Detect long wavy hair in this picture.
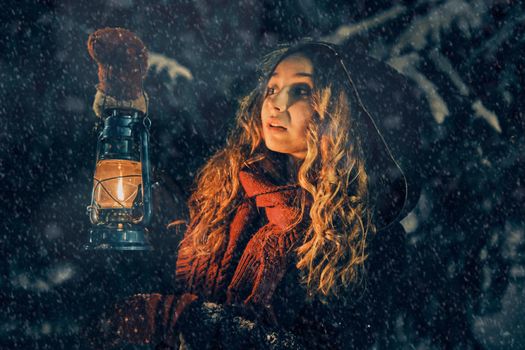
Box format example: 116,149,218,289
177,43,375,298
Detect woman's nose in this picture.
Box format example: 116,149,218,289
270,89,289,112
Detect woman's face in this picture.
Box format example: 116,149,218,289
261,54,315,160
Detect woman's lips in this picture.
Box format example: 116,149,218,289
268,122,287,131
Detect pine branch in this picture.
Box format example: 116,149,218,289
389,53,450,123
148,52,193,90
321,5,406,44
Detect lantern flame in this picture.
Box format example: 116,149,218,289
117,178,125,202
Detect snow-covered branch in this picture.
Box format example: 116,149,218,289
148,52,193,89
428,49,470,96
389,53,450,123
322,5,406,44
391,0,488,56
465,12,525,68
472,99,502,133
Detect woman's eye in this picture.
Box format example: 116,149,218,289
266,87,276,96
292,85,312,97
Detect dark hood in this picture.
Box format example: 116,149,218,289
271,41,424,230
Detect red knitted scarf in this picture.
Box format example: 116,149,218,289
175,168,307,307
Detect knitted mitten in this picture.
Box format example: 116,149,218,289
87,27,148,116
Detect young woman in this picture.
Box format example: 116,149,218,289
104,41,409,350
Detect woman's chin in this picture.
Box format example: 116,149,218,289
263,142,306,160
263,140,287,154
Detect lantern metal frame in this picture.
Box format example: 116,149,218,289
84,108,153,250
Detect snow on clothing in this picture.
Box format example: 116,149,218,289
109,166,406,349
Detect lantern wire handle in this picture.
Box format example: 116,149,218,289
143,115,151,131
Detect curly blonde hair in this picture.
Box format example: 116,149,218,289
177,44,374,298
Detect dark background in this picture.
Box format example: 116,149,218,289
1,0,524,349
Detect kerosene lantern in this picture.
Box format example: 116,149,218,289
84,27,153,250
84,108,153,250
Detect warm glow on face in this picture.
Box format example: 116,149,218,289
93,159,142,209
261,54,315,160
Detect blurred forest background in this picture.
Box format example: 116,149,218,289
1,0,524,349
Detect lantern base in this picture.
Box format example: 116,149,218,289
84,226,153,251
